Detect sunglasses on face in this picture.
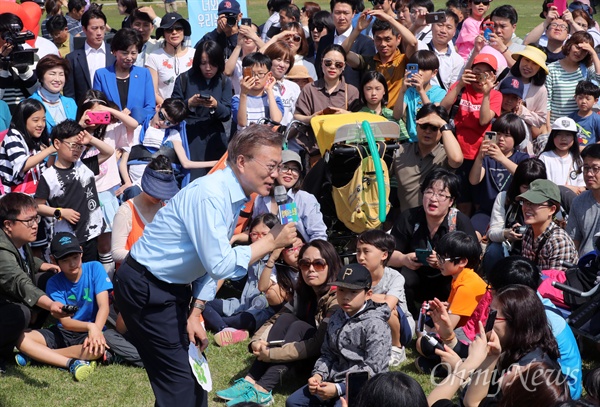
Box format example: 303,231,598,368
323,59,345,69
158,110,178,127
370,0,386,5
288,34,302,43
298,258,327,272
164,25,184,33
472,0,490,5
309,24,326,32
418,123,441,132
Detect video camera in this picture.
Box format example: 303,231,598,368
1,23,37,66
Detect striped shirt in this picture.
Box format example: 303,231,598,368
546,61,600,123
0,129,44,194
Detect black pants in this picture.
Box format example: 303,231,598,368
114,257,207,407
247,313,316,391
202,299,256,333
400,266,452,317
0,302,31,358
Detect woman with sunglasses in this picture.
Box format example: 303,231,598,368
307,11,334,64
146,13,195,105
262,22,318,81
253,149,327,243
216,240,342,406
300,2,321,36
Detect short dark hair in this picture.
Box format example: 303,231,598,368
130,8,153,24
490,4,518,25
486,255,541,291
436,230,481,269
249,213,279,231
81,6,107,28
226,125,284,167
269,0,291,12
354,372,429,407
506,158,547,205
408,50,439,71
162,98,188,124
359,70,389,106
441,8,460,26
575,80,600,98
242,52,273,71
46,0,62,16
408,0,434,13
36,54,71,84
281,4,301,21
264,41,294,75
76,89,110,140
10,99,47,151
372,19,399,36
582,144,600,160
46,15,68,34
67,0,86,12
357,229,396,266
321,43,347,62
510,55,547,87
491,113,526,147
147,155,173,172
51,119,84,142
330,0,357,13
282,22,309,56
420,168,461,201
192,40,225,77
563,31,594,66
118,0,138,14
111,28,143,52
0,13,23,33
310,10,334,33
0,193,37,225
416,103,449,123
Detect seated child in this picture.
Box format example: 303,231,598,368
15,232,112,381
285,263,391,407
356,229,414,367
35,120,113,262
121,98,218,192
203,214,282,347
568,80,600,147
232,52,284,130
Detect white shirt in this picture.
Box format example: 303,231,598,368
34,37,59,60
539,150,585,187
85,41,107,85
145,46,195,100
135,39,163,67
273,78,301,126
417,40,464,90
333,26,353,45
294,55,317,81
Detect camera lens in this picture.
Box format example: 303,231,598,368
226,16,237,26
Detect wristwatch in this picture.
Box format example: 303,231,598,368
192,301,205,312
53,208,62,220
440,123,454,133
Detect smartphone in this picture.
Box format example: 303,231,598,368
485,309,497,332
483,22,494,41
415,248,432,264
87,111,111,125
346,371,369,405
241,17,252,26
267,340,285,347
407,63,419,79
554,0,567,15
322,107,337,115
417,301,429,333
199,93,211,100
243,66,252,79
425,11,446,25
423,333,445,352
485,131,497,144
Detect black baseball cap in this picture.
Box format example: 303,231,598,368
329,263,372,290
51,232,83,260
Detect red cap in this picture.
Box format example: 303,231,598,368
472,53,498,72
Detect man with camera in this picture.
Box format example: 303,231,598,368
199,0,243,59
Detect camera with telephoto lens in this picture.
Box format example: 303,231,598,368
1,23,36,66
225,14,237,27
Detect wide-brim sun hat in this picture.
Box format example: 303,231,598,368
286,65,313,82
156,13,192,39
512,46,549,74
141,166,180,201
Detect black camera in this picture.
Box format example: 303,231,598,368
62,304,79,314
513,225,527,234
225,14,237,27
1,24,36,66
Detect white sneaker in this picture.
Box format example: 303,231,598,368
389,346,407,367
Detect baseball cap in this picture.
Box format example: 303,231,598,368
156,13,192,38
499,77,525,99
569,0,594,16
329,263,372,290
517,179,561,204
281,149,303,171
551,117,578,133
50,232,83,260
472,53,498,72
218,0,241,15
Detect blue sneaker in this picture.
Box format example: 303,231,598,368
14,353,30,367
69,359,93,381
216,378,254,400
226,386,273,407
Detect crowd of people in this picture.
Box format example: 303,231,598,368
3,0,600,405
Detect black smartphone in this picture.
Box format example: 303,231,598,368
485,309,497,332
241,18,252,26
423,333,445,352
346,370,369,404
199,93,211,100
267,340,285,347
415,248,432,264
425,11,446,24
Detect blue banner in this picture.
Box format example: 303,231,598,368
187,0,248,46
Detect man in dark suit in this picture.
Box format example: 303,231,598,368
64,7,115,104
315,0,375,88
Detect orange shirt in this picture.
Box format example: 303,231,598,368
448,267,488,327
362,49,408,109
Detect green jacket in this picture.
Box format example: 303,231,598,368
0,229,45,308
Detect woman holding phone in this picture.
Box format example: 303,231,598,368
172,40,232,180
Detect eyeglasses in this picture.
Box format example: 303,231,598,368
472,0,491,5
423,188,452,202
298,258,327,272
61,141,85,151
489,309,507,322
548,23,568,31
250,71,269,79
519,200,551,209
583,165,600,175
418,123,441,132
164,25,184,33
436,254,461,265
284,245,302,253
309,24,326,32
158,110,178,127
323,59,345,69
281,164,300,175
12,215,41,228
250,232,269,239
250,157,283,174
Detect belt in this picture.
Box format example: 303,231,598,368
125,255,186,288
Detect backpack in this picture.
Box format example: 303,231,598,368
331,142,390,233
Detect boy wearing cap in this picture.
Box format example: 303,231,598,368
499,76,525,115
569,80,600,145
286,264,391,407
14,232,113,381
200,0,243,59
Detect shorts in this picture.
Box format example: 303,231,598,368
99,187,120,232
38,325,88,349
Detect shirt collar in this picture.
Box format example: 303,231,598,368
428,41,452,56
334,26,353,40
314,76,347,92
225,166,251,204
85,41,106,55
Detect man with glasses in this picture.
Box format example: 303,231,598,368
407,0,434,43
114,124,296,406
482,5,525,68
0,193,69,373
523,8,568,64
518,179,578,271
567,144,600,256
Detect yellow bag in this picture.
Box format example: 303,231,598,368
332,143,390,233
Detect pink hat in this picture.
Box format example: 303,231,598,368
472,53,498,72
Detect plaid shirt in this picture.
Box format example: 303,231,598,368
522,222,578,271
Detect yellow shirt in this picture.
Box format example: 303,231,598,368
56,34,71,57
371,49,408,109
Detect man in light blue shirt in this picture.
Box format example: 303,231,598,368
114,124,297,407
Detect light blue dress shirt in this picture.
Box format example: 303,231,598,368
130,166,252,299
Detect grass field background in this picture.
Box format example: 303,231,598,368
0,1,598,406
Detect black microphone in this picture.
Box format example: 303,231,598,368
274,185,298,224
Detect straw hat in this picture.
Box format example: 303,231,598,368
286,65,313,82
511,46,549,74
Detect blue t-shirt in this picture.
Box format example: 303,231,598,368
404,85,447,142
475,151,529,214
568,110,600,146
47,261,113,326
231,93,284,130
